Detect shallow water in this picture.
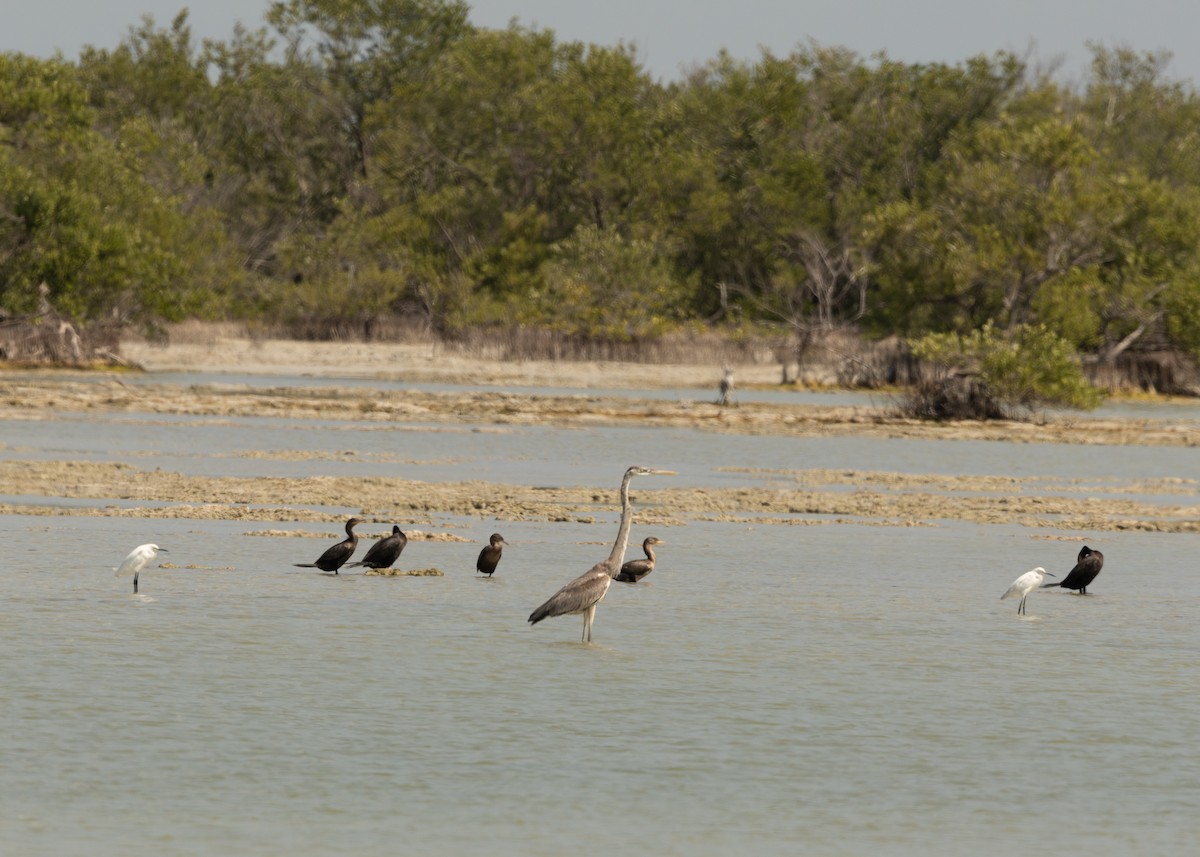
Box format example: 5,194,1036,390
2,376,1199,856
5,408,1200,490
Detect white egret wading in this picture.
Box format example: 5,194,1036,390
1001,566,1056,615
115,543,167,594
528,466,674,642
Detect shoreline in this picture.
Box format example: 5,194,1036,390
118,335,784,391
1,334,1197,533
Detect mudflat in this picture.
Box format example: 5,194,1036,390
0,334,1196,533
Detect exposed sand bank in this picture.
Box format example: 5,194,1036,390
1,334,1197,533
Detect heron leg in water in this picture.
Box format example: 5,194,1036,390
1017,596,1026,615
583,604,596,643
134,573,139,594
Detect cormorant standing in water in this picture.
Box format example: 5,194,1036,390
347,525,407,570
615,536,664,583
476,533,507,577
1043,545,1104,594
294,517,362,574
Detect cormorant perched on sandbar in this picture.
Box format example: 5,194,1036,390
294,517,362,574
615,536,664,583
1042,545,1104,594
347,525,407,570
476,533,507,577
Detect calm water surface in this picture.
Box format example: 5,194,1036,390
2,373,1198,856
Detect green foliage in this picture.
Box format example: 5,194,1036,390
0,53,218,325
1161,268,1200,360
911,322,1103,415
529,224,689,339
4,5,1200,378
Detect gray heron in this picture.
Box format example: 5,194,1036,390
1042,545,1104,594
615,536,664,583
716,366,734,406
1002,566,1056,615
347,524,407,570
528,466,675,642
115,543,167,594
294,517,362,574
476,533,507,577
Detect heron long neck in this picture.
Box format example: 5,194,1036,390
605,471,637,575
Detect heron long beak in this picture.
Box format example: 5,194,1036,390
1043,571,1055,577
650,469,677,475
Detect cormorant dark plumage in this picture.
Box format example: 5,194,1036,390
476,533,507,577
615,536,663,583
347,525,407,570
1042,545,1104,594
528,466,674,642
294,517,362,574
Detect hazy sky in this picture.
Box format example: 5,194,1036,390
5,1,1199,85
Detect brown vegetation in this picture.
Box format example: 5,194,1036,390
0,284,124,367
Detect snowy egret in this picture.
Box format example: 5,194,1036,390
1042,545,1104,594
1002,566,1056,615
615,536,664,583
294,517,362,574
115,543,167,594
529,466,674,642
476,533,507,577
347,525,407,570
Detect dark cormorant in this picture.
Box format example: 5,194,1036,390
1042,545,1104,594
294,517,362,574
615,536,664,583
529,466,674,642
476,533,507,577
347,524,407,570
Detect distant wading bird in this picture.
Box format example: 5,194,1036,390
716,366,734,406
615,536,664,583
476,533,507,577
1002,566,1056,615
116,543,167,594
1042,545,1104,594
347,524,407,570
528,466,675,642
294,517,362,574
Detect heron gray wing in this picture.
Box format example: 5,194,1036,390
528,568,612,624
